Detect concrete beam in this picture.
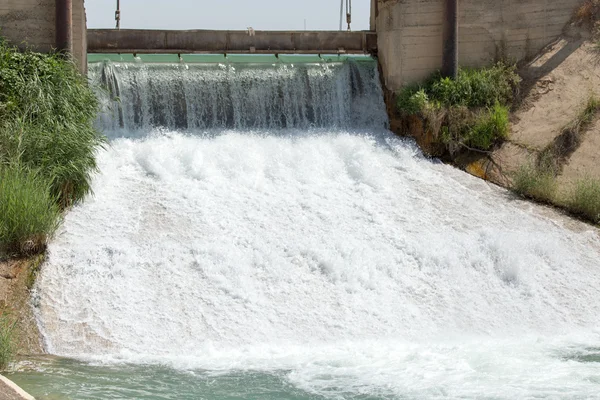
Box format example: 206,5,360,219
87,29,377,55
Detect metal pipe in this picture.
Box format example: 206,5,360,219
116,0,121,30
442,0,458,79
55,0,73,54
339,0,344,31
346,0,352,31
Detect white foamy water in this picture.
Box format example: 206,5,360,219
32,61,600,399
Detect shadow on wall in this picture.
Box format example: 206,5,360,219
517,25,589,108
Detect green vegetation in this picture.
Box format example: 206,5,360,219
26,254,46,290
397,63,520,153
427,65,519,108
0,39,105,207
439,102,510,151
0,38,104,256
567,179,600,223
468,103,510,149
513,167,600,225
0,166,60,255
512,161,558,204
561,95,600,142
580,95,600,122
0,313,16,371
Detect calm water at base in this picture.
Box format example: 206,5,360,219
9,357,362,400
8,339,600,400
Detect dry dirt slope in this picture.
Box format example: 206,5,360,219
0,258,44,357
484,28,600,192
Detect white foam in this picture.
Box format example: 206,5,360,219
35,130,600,358
31,56,600,397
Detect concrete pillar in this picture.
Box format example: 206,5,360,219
442,0,458,79
55,0,73,54
370,0,378,31
73,0,88,74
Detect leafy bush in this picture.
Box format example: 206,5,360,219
396,87,430,115
0,313,16,371
426,103,510,152
567,179,600,223
397,62,521,114
0,39,105,207
0,166,60,256
465,103,510,150
429,64,520,108
512,162,557,203
396,63,519,154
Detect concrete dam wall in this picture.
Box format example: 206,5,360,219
376,0,582,91
0,0,586,91
0,0,87,72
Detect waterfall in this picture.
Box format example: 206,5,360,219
89,60,389,134
31,58,600,399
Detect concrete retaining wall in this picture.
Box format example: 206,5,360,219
0,0,87,72
0,0,584,83
0,375,35,400
377,0,582,91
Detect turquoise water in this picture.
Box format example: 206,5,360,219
10,358,324,400
9,342,600,400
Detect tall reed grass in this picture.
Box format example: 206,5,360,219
0,38,105,208
0,313,16,371
0,166,60,255
0,38,104,256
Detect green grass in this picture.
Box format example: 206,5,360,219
582,95,600,119
396,87,430,115
396,63,520,153
0,38,105,208
0,313,16,371
0,166,60,256
0,37,104,256
465,103,510,150
512,162,557,203
427,63,520,108
567,179,600,223
26,254,46,290
434,103,510,152
570,94,600,133
561,95,600,138
397,62,520,114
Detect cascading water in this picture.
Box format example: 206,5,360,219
91,60,388,132
22,58,600,399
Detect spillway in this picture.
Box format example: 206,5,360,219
25,58,600,399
